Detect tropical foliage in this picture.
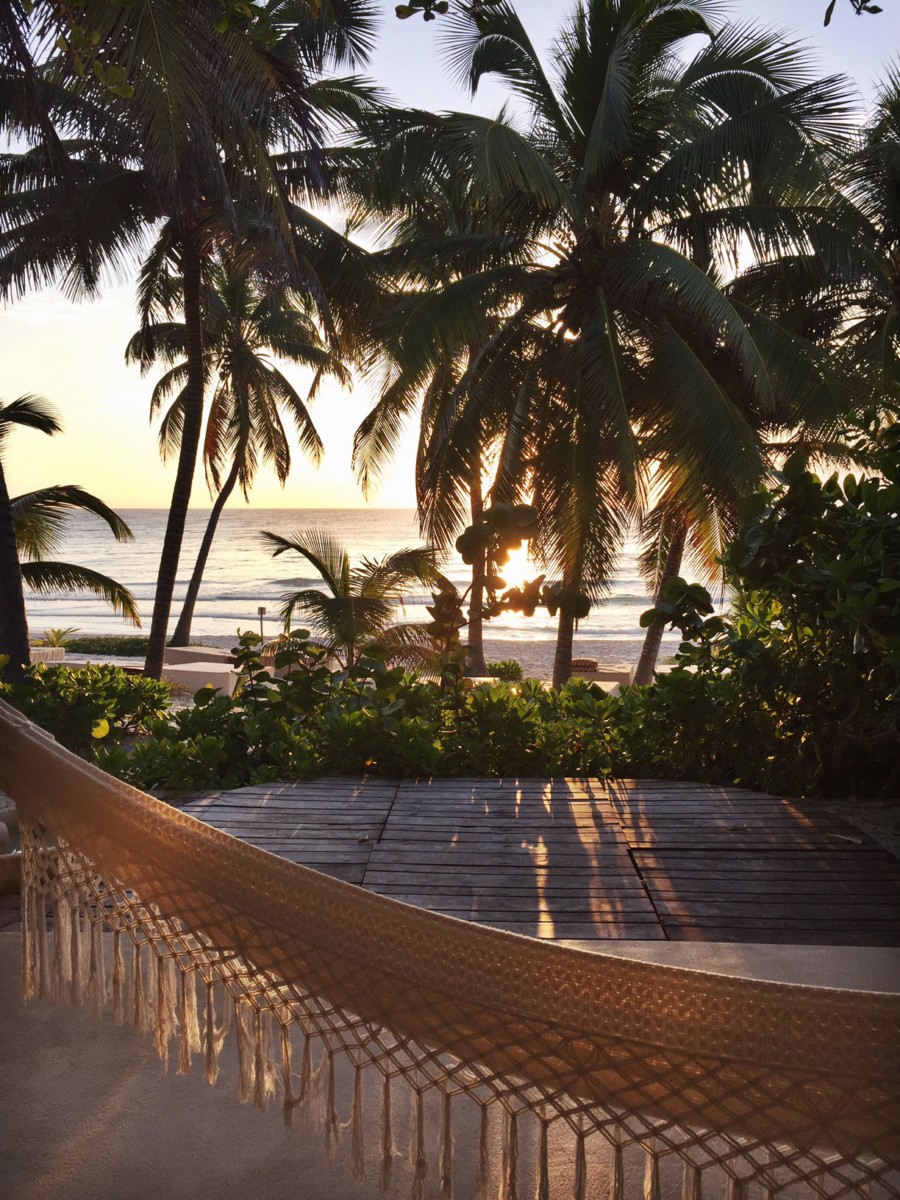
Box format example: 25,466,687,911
0,0,382,677
11,426,899,799
127,257,346,645
261,527,441,669
2,1,899,806
355,0,860,687
0,395,138,682
0,661,169,754
633,435,900,795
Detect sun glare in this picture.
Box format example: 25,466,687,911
499,543,536,592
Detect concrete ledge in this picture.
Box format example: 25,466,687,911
161,661,239,697
163,647,235,667
573,663,633,685
29,647,66,664
566,940,900,993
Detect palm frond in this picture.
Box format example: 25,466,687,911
13,483,133,560
262,527,348,596
21,560,140,624
0,393,61,452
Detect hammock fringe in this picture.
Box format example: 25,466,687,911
15,830,899,1200
380,1069,394,1191
5,691,897,1200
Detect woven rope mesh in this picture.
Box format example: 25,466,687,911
2,699,898,1198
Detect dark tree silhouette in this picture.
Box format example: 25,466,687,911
824,0,883,25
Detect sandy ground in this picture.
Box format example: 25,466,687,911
186,633,678,679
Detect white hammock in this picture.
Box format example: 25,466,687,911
1,699,897,1198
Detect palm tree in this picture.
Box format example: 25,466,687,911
0,0,380,679
355,199,535,676
126,257,349,646
0,395,138,683
366,0,858,685
630,386,858,686
344,116,543,675
0,396,54,681
737,68,900,417
260,527,440,670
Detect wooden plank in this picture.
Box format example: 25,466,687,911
633,849,896,865
271,862,366,883
379,811,620,822
373,833,626,847
378,827,620,840
652,898,900,920
184,774,899,948
366,882,651,898
658,911,900,929
369,895,657,915
386,808,615,821
184,798,394,812
364,852,633,868
644,879,900,897
187,811,387,825
471,920,664,938
187,819,384,835
610,786,775,798
361,870,643,887
616,812,857,827
666,927,900,945
624,836,879,851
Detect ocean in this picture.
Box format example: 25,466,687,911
22,507,673,654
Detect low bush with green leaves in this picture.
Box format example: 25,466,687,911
627,442,900,796
1,662,170,753
93,630,620,791
64,635,151,656
485,658,524,681
14,442,900,799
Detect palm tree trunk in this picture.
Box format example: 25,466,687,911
169,458,240,646
632,522,688,686
552,608,575,690
465,468,488,677
0,460,31,683
144,235,205,679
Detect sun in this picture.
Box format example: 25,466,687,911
498,542,536,592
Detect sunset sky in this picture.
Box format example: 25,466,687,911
4,0,898,510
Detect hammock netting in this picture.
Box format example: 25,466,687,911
1,699,898,1198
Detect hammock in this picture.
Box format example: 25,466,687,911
1,698,898,1198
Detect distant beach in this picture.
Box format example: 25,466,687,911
176,633,671,678
25,507,684,669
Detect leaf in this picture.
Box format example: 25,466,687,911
91,718,110,740
824,0,837,26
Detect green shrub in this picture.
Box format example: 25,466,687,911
627,441,900,796
93,631,619,790
68,438,900,801
1,663,170,753
65,635,151,656
486,658,524,682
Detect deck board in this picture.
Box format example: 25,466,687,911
179,777,900,945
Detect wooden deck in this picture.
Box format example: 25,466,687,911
180,778,900,946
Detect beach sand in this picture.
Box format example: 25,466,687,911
187,632,679,680
70,630,681,680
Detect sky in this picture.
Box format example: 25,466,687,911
3,0,899,510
